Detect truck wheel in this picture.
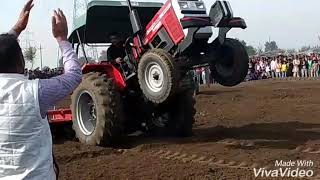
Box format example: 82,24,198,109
210,38,249,86
147,87,196,137
71,72,124,146
138,49,177,104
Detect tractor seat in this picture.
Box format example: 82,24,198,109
219,17,247,29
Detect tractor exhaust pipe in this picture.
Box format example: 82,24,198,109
126,0,143,46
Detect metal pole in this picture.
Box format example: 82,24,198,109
126,0,133,11
76,30,88,63
39,44,43,69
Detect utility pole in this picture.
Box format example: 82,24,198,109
21,28,36,69
38,44,44,69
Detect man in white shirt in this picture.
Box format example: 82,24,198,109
270,58,277,78
0,1,82,179
292,56,300,77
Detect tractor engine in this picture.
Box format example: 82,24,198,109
143,0,212,53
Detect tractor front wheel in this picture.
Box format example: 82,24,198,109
138,49,177,104
71,72,124,146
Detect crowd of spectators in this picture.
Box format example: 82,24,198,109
25,53,320,84
248,53,320,80
192,53,320,86
25,67,64,80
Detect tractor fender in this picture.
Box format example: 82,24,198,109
82,63,126,91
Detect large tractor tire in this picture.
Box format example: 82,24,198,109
71,72,124,146
146,75,196,136
210,38,249,86
138,49,177,104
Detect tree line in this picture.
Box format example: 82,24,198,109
239,39,320,56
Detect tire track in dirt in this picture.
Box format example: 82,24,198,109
217,139,255,147
293,146,320,154
152,149,262,170
56,148,124,164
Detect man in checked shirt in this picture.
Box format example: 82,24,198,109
0,0,82,179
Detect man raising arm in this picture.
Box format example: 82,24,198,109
10,1,82,118
0,0,82,179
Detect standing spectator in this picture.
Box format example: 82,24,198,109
195,67,202,85
301,57,308,77
276,60,282,78
265,61,271,78
287,58,293,77
315,58,320,77
292,56,300,77
259,59,265,77
307,57,313,77
204,66,211,85
281,60,288,78
251,58,257,73
270,57,277,78
201,67,206,85
255,59,261,73
312,60,319,77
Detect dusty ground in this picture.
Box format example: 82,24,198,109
53,79,320,180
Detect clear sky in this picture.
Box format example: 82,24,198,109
0,0,319,68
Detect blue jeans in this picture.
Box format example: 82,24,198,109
281,72,287,78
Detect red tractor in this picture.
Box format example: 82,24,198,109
50,0,248,146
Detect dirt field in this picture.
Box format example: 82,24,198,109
53,79,320,180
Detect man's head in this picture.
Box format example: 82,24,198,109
0,34,24,74
109,33,122,47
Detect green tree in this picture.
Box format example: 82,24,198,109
238,39,256,56
24,46,37,69
264,41,278,52
257,47,264,55
299,46,311,52
313,46,320,53
286,49,296,54
240,40,247,47
246,45,257,56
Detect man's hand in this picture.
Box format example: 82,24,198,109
12,0,34,36
52,9,68,43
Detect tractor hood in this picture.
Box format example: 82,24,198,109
69,0,163,44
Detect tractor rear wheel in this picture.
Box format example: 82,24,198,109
146,75,196,137
210,38,249,86
71,72,124,146
138,49,177,104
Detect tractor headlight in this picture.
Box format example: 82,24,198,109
195,2,205,9
179,2,189,9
